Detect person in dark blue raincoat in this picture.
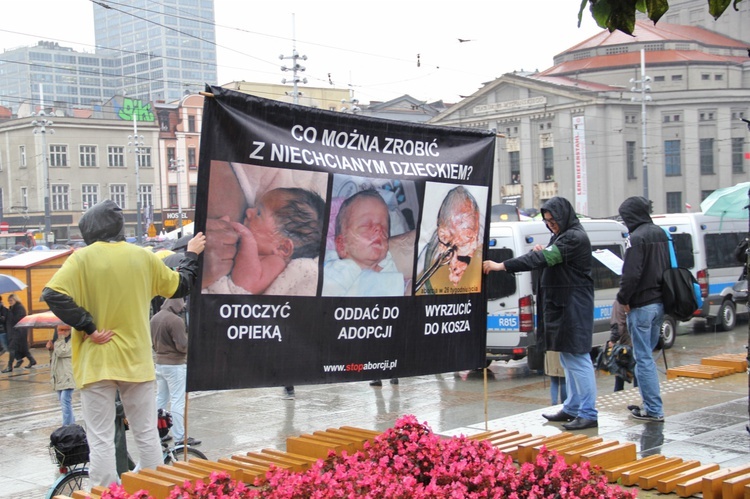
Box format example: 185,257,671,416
483,196,597,430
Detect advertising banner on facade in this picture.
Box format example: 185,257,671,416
186,86,496,392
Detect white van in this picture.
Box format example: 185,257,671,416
484,219,630,367
651,213,748,331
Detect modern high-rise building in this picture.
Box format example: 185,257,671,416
0,0,217,113
93,0,217,103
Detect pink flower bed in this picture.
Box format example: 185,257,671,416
102,415,636,499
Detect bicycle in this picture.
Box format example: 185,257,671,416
46,439,207,498
46,414,207,499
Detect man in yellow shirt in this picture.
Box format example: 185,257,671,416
42,200,205,487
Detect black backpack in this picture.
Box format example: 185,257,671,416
50,424,89,466
661,229,700,322
662,267,699,321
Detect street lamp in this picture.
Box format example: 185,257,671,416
127,114,144,244
31,117,54,245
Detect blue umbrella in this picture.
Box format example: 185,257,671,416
700,182,750,220
0,274,27,294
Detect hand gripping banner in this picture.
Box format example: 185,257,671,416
187,85,496,392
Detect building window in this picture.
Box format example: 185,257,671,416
542,147,554,180
188,115,196,132
188,148,197,169
110,184,126,208
138,147,152,168
108,146,125,168
663,115,671,123
701,190,713,201
701,74,710,80
672,74,683,81
699,138,714,175
190,185,197,208
20,187,27,208
167,146,176,167
654,75,665,82
666,192,682,213
51,184,69,211
715,74,723,81
19,145,26,168
49,145,68,167
81,184,99,210
509,151,520,183
139,184,153,208
732,137,745,173
168,185,178,208
626,141,637,179
664,140,681,176
80,145,97,167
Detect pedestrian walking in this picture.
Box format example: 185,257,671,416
2,293,36,373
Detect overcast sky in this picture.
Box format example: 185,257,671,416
0,0,605,104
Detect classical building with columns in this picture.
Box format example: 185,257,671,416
429,20,750,217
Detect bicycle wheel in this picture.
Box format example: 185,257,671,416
46,467,90,499
164,445,207,464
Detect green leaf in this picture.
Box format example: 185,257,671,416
578,0,591,27
708,0,732,18
645,0,670,22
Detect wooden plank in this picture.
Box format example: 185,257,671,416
156,464,210,482
171,459,244,482
485,432,533,448
312,431,366,451
138,468,186,487
521,433,583,463
324,428,379,445
722,472,750,499
561,440,619,465
339,426,381,437
287,435,347,459
71,492,99,499
621,457,683,486
667,365,735,379
604,454,666,483
469,429,519,441
701,354,747,373
217,457,268,483
638,460,701,490
496,435,548,461
244,451,301,470
702,465,750,499
526,434,591,463
657,463,720,494
121,471,175,499
580,442,637,470
261,449,318,468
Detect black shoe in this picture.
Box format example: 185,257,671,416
562,417,598,430
1,367,11,373
24,360,36,369
369,380,383,386
161,434,173,443
542,410,575,422
185,437,201,446
630,407,664,422
390,378,399,385
14,360,22,368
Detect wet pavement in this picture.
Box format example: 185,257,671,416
1,318,749,498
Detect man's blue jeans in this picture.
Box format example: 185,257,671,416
627,303,664,417
560,352,598,420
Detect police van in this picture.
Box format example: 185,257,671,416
484,219,630,367
651,213,748,331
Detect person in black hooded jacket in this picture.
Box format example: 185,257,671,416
616,196,670,423
483,196,597,430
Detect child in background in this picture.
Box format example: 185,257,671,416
47,325,75,426
545,351,567,405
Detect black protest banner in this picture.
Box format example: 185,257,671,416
187,85,495,392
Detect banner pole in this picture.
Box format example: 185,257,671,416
183,393,189,460
484,367,488,431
